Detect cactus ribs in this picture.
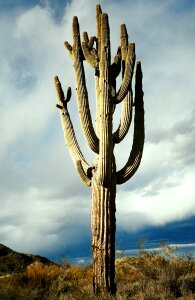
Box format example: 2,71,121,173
55,4,144,295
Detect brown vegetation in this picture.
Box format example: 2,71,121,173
0,245,194,299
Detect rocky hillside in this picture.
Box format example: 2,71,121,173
0,243,54,275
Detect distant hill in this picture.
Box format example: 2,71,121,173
0,243,55,275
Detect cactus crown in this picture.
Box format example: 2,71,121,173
55,4,144,187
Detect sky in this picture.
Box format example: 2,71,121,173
0,0,195,261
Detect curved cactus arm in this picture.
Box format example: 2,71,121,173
120,24,128,62
82,32,99,68
65,17,99,154
117,151,143,185
116,61,144,184
113,26,133,144
95,76,100,137
54,76,92,182
64,41,74,60
110,47,122,105
113,89,133,144
76,160,92,186
111,47,122,80
88,36,96,49
114,43,135,104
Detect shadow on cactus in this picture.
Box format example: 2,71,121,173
54,4,145,296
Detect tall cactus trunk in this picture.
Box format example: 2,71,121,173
91,171,116,294
90,12,116,294
55,4,145,297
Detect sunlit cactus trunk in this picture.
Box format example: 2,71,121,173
91,171,116,294
54,4,144,295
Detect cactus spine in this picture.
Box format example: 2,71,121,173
55,4,144,295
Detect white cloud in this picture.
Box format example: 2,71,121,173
0,0,195,256
0,186,90,253
117,167,195,231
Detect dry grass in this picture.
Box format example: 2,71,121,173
115,245,195,300
0,245,194,299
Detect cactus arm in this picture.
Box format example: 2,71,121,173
114,43,135,104
64,41,73,60
113,89,133,143
54,76,92,186
116,61,144,184
95,75,100,137
110,47,122,107
76,160,92,186
113,26,133,144
111,47,122,80
65,17,99,154
120,24,128,63
82,32,99,68
88,36,96,49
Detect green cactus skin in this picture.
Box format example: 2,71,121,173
55,4,145,295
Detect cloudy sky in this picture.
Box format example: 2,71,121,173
0,0,195,260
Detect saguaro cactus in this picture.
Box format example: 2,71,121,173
54,4,144,295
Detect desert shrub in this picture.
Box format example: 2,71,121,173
114,244,195,300
0,261,61,300
0,274,46,300
26,261,60,287
49,262,94,299
0,244,194,299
